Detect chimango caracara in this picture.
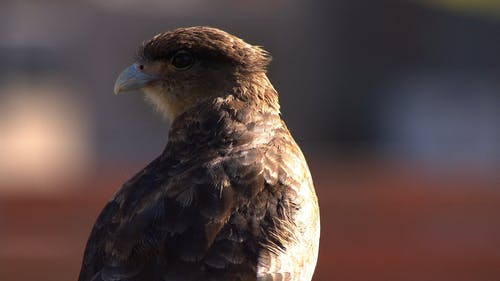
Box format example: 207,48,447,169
78,26,320,281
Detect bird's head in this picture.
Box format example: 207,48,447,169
114,26,278,122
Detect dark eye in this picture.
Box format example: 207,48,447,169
172,51,194,69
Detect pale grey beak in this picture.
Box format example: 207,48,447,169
113,64,157,95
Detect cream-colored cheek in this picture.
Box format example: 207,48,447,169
142,86,176,122
142,85,193,122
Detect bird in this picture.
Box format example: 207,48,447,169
78,26,320,281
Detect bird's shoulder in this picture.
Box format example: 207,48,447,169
79,97,317,281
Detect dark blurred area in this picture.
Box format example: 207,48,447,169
1,0,499,280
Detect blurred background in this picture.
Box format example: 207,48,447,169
1,0,499,280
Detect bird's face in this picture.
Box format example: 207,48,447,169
114,26,272,121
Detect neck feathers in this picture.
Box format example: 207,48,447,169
233,72,280,114
145,72,280,123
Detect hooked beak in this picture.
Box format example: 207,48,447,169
113,64,157,95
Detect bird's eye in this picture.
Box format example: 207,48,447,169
138,64,144,70
172,51,194,70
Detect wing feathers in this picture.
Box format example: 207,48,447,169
78,96,318,281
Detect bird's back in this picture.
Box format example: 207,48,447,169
79,87,318,281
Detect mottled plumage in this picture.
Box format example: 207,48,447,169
79,26,319,281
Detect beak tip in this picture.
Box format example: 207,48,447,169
113,83,122,95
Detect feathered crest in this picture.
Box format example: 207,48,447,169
137,26,272,73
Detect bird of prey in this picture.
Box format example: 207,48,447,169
78,26,320,281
